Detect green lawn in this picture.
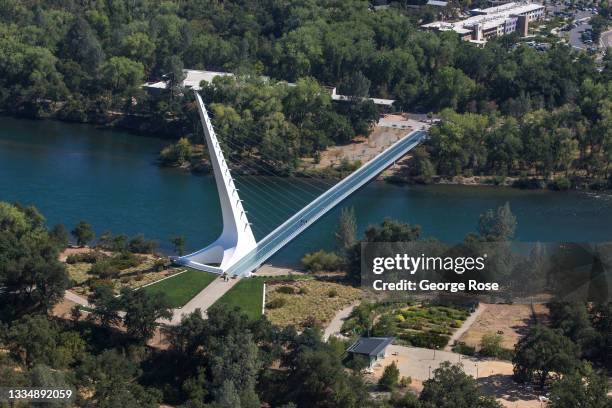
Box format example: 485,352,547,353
214,278,264,320
143,269,217,308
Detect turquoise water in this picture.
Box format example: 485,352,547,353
1,117,611,265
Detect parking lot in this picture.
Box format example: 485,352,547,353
548,3,599,51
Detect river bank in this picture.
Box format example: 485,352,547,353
2,116,612,267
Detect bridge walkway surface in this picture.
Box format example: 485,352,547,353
164,128,426,324
226,129,427,277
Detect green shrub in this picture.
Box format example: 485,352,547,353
152,258,168,272
548,177,572,191
66,251,105,264
451,319,463,328
266,298,286,309
399,376,412,388
89,251,141,278
276,285,295,294
378,361,400,391
298,287,308,295
327,289,338,298
512,177,545,189
159,137,193,166
401,332,449,349
479,333,504,358
90,259,118,278
301,250,343,272
128,234,158,254
452,343,476,356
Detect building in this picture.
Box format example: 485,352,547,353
143,69,395,108
143,69,235,93
347,337,394,367
421,1,545,44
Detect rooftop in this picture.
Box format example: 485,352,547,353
347,337,394,356
144,69,395,106
143,69,235,91
422,1,544,35
426,0,448,6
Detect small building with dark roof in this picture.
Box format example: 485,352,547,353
346,337,394,367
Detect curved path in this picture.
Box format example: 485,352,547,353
444,303,487,351
323,301,359,341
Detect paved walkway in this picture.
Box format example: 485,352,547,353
161,275,242,325
64,290,90,307
444,303,487,351
63,275,240,326
323,301,359,341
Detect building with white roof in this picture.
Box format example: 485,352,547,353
143,69,396,108
421,2,545,43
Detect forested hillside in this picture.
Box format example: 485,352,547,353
0,0,610,184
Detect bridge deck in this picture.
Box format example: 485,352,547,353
226,129,427,276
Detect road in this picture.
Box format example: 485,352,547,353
226,129,427,276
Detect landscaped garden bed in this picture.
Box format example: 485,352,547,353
341,301,471,348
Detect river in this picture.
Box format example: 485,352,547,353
1,117,611,266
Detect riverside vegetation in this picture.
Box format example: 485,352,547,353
0,0,609,186
1,201,611,407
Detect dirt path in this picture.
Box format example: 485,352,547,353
254,264,306,277
444,303,487,351
323,301,359,341
64,289,91,307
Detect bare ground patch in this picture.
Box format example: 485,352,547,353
457,303,549,350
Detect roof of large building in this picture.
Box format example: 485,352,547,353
426,0,448,7
347,337,394,356
422,1,544,35
143,69,235,91
144,69,395,106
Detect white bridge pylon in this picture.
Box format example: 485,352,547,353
177,92,257,274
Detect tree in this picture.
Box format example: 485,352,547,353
6,315,59,368
100,56,144,94
379,361,400,391
513,326,580,389
550,364,610,408
419,362,502,408
71,221,95,247
120,32,155,68
478,203,516,241
29,365,72,408
338,70,371,98
430,66,476,111
78,349,161,408
88,283,121,328
480,333,504,358
0,202,69,318
120,288,172,342
171,235,186,256
61,16,104,74
401,146,435,184
335,207,356,254
49,224,69,249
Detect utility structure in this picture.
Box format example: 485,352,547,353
178,93,257,273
